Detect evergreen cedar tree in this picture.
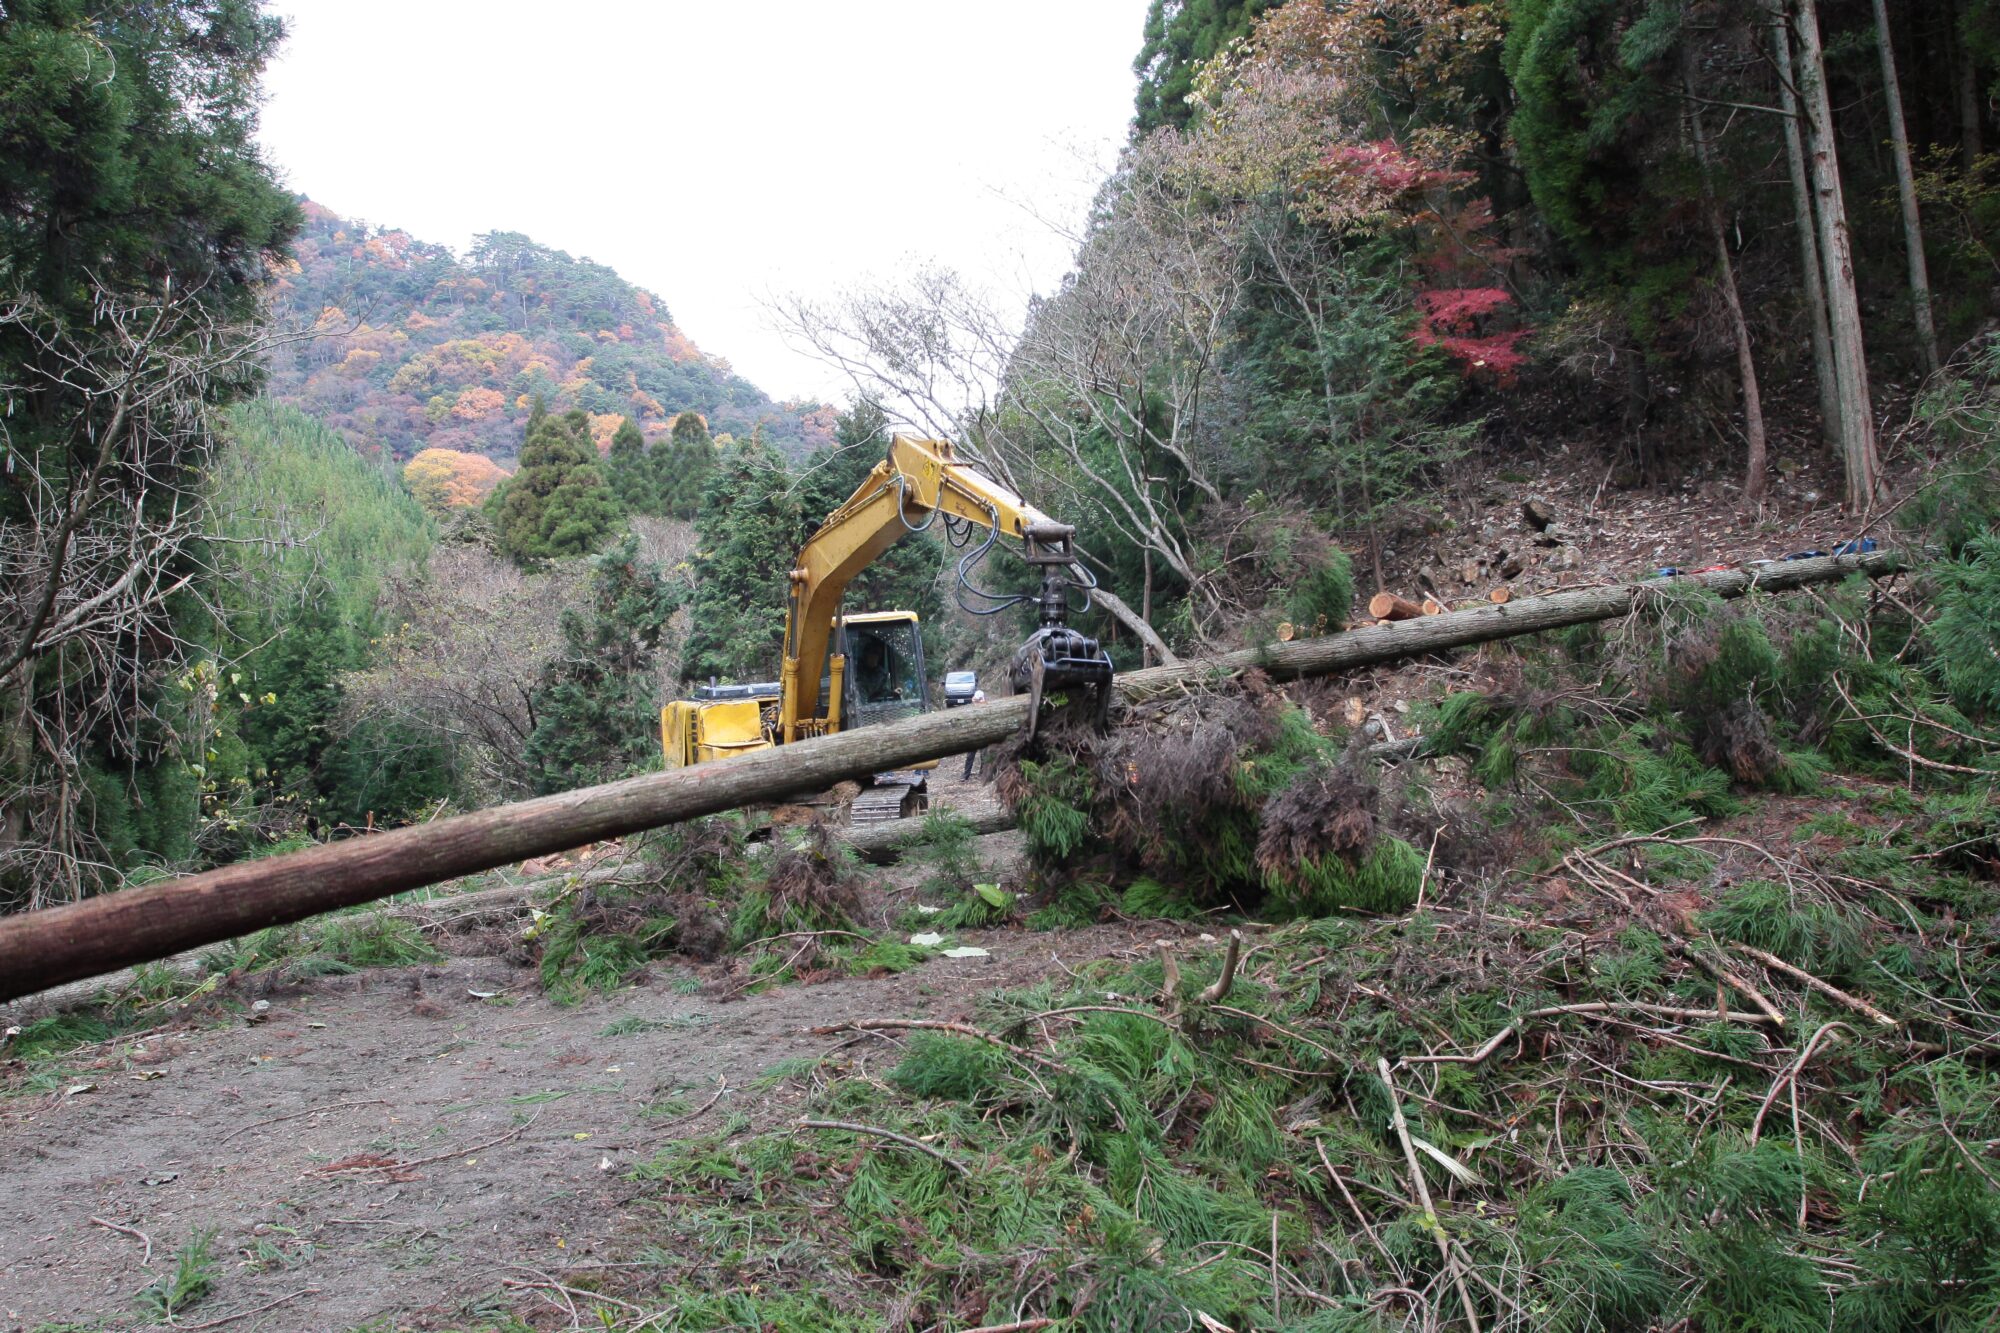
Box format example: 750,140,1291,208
1133,0,1281,131
679,398,953,685
486,405,622,562
0,0,301,898
522,534,682,793
658,411,719,520
599,411,717,520
605,416,652,513
680,430,805,683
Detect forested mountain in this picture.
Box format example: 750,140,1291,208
264,202,836,465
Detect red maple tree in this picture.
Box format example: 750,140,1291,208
1324,140,1528,385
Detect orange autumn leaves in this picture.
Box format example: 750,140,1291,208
403,448,511,515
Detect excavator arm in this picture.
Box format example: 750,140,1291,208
777,435,1111,743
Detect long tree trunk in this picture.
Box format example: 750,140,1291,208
1956,0,1985,163
1795,0,1883,507
0,551,1905,1003
1874,0,1942,375
1140,547,1154,668
1769,0,1842,450
1686,56,1771,503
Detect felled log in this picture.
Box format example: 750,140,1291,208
0,550,1901,1002
843,801,1016,865
1490,586,1512,605
1368,592,1426,622
843,733,1438,868
1421,598,1447,615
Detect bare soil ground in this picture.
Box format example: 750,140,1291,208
0,805,1165,1333
1384,440,1890,603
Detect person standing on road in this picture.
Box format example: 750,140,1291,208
962,688,987,779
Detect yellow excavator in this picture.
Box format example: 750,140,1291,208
660,434,1114,821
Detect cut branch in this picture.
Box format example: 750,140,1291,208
797,1118,971,1178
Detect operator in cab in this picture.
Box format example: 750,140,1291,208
855,636,897,703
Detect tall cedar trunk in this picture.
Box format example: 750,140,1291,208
1686,55,1770,502
1795,0,1883,507
1140,547,1153,668
1769,0,1842,449
1874,0,1941,375
1956,0,1985,163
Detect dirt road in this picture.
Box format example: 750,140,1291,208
0,911,1148,1332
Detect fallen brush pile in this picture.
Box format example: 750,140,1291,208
538,558,2000,1331
993,682,1447,925
578,795,2000,1333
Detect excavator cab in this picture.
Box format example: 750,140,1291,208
824,611,930,731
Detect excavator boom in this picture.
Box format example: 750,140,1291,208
663,434,1112,782
777,435,1111,744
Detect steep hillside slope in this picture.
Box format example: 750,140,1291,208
264,201,835,463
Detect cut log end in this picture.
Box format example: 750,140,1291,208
1489,586,1512,605
1367,592,1426,622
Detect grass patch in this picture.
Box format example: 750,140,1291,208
135,1228,218,1320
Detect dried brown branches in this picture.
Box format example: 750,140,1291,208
0,285,306,906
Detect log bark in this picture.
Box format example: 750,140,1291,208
1769,0,1842,449
1686,52,1770,502
1956,0,1985,164
1795,0,1883,506
1091,584,1177,666
0,551,1901,1002
844,800,1016,864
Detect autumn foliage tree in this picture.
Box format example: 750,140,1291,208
262,209,836,464
402,448,511,515
1318,139,1528,384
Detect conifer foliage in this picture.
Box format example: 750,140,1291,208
523,534,683,793
680,432,802,683
486,404,622,563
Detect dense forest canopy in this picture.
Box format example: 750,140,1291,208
264,202,837,465
0,0,302,907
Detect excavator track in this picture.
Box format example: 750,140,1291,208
850,776,926,826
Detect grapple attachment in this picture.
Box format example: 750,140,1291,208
1010,625,1114,742
1007,520,1115,742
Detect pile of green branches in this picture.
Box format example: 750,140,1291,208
594,781,2000,1330
998,688,1434,921
531,814,943,1002
1419,567,1995,845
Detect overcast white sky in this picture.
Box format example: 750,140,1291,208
258,1,1149,404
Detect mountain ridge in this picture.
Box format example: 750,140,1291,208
264,199,835,463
